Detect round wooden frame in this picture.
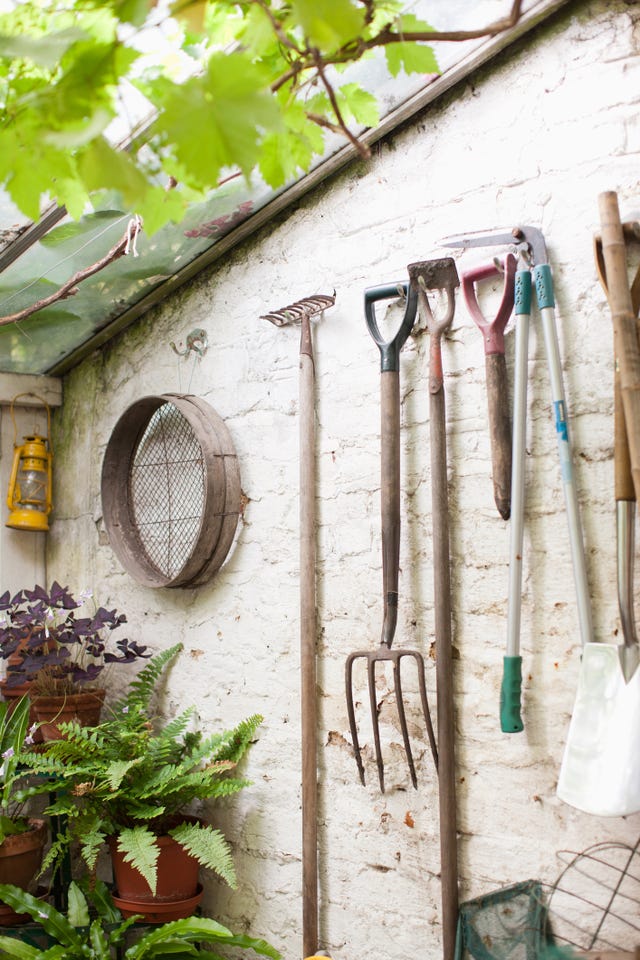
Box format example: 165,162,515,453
101,394,240,589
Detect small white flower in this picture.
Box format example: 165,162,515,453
2,747,14,760
25,725,37,746
122,706,129,714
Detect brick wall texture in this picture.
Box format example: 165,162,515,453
49,2,640,957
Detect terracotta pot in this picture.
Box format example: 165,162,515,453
31,688,106,741
109,821,201,921
0,819,47,926
112,884,203,924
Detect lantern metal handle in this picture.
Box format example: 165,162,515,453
9,393,53,454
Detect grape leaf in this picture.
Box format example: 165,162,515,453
385,15,439,78
288,0,366,50
336,83,379,127
148,52,281,188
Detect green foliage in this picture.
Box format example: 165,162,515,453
24,644,263,894
0,0,444,233
384,14,439,77
0,695,35,841
0,881,280,959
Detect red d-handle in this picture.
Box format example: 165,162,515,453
462,253,517,354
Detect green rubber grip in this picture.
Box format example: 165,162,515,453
500,656,523,732
515,269,531,315
533,264,554,309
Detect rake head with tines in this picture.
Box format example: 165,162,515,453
345,281,438,792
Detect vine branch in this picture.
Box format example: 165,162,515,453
271,0,523,92
0,218,142,328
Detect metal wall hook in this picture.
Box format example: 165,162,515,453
170,328,208,358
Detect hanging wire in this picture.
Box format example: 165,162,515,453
170,328,208,394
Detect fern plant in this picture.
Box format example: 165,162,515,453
24,643,262,895
0,880,280,959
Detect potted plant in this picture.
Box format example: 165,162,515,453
0,879,281,958
0,582,149,740
0,695,47,926
26,644,263,922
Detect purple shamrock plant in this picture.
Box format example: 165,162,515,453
0,582,149,696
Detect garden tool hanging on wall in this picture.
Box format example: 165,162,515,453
442,226,593,734
460,254,516,520
407,257,460,960
345,280,438,793
261,292,336,960
556,196,640,818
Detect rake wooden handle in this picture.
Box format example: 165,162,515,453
300,316,318,959
599,191,640,503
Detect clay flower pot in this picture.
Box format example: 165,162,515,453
109,824,202,923
31,688,106,741
0,819,47,926
111,884,204,924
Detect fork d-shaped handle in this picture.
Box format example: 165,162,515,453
365,282,418,372
365,283,418,648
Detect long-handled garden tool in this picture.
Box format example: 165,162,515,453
442,227,594,736
262,293,336,959
597,192,640,503
555,206,640,818
345,281,438,793
461,253,516,520
407,257,460,960
594,209,640,684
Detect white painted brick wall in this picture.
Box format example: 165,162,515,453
47,2,640,958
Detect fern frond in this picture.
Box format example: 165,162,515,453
104,758,144,791
78,825,106,872
40,833,71,877
116,643,182,714
149,707,194,746
115,826,161,895
169,822,236,888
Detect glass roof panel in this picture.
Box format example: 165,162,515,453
0,0,568,375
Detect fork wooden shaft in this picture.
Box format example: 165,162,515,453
381,370,401,648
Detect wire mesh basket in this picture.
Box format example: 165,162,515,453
456,839,640,960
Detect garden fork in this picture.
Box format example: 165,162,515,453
345,280,438,792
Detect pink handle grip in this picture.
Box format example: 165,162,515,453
462,253,517,354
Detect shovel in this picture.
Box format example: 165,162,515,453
556,199,640,817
